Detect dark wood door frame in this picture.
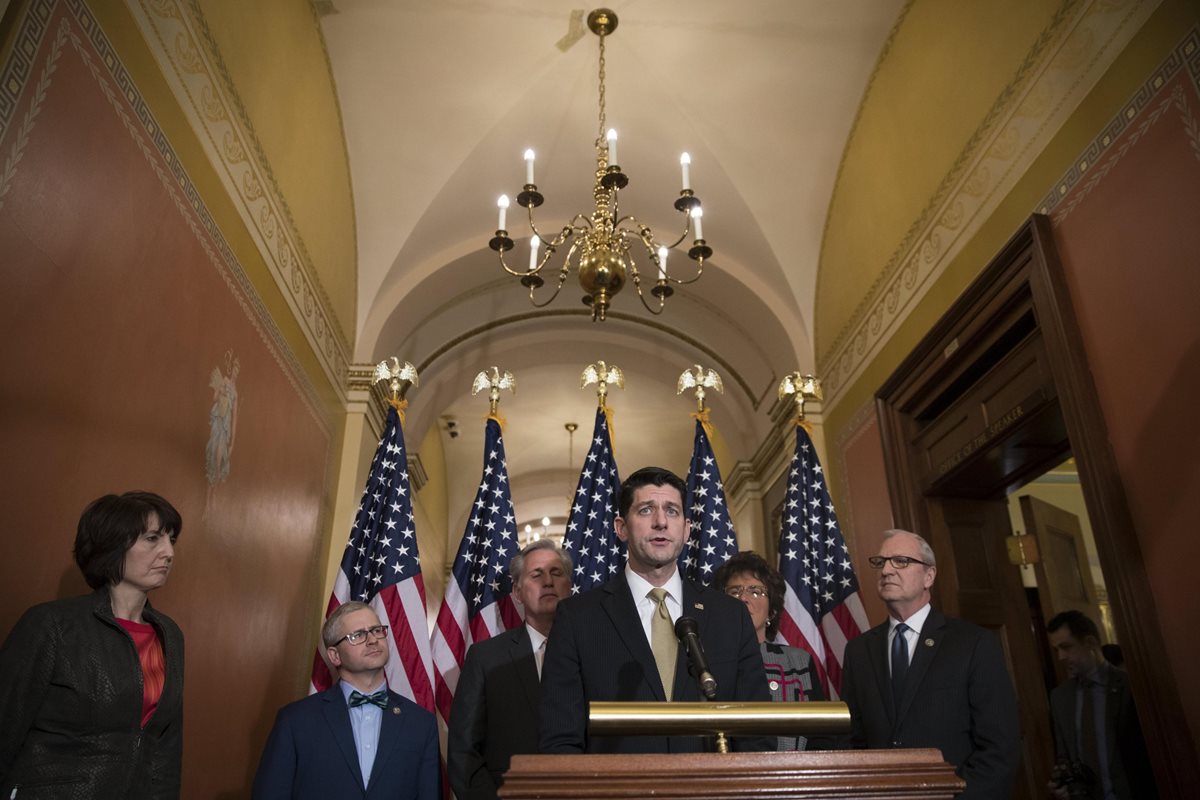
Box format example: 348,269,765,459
875,214,1196,796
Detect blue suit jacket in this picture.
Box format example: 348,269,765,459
252,685,440,800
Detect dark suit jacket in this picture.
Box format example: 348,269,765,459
539,571,771,753
447,625,541,800
252,685,440,800
1049,665,1157,799
840,609,1019,800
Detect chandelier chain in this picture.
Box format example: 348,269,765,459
597,33,606,142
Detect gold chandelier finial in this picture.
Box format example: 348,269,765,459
488,8,712,321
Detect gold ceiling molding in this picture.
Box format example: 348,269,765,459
817,0,1159,410
126,0,351,399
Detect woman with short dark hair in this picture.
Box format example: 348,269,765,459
0,491,185,799
713,550,825,751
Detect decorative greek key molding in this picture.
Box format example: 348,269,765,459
819,0,1158,411
126,0,351,400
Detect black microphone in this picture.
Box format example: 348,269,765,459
674,616,718,700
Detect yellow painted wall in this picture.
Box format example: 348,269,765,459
820,0,1195,443
195,0,357,341
816,0,1061,356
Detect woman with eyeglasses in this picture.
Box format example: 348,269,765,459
713,550,825,750
0,492,185,799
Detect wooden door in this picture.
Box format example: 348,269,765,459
930,497,1053,800
1020,495,1102,630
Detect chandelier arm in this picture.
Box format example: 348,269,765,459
627,269,668,315
524,208,576,251
628,224,705,286
497,248,537,278
615,213,693,251
669,259,705,286
526,253,576,308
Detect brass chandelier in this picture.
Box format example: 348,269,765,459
488,8,711,322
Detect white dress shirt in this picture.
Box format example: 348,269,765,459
625,565,683,645
888,602,931,675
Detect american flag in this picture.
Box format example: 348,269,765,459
311,405,436,712
562,407,623,593
430,417,522,722
775,424,868,700
679,417,738,584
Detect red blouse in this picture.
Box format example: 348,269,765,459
117,618,165,727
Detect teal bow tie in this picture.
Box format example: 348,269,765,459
348,689,388,709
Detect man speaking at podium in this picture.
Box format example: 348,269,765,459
539,466,770,753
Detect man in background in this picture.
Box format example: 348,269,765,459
448,540,572,799
1047,609,1156,799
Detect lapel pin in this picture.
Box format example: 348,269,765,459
392,707,401,715
694,603,704,610
924,638,935,647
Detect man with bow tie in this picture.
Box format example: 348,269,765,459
253,601,439,799
840,530,1020,800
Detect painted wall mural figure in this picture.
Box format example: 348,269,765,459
206,351,240,495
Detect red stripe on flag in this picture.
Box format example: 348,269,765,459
777,610,832,699
379,581,435,712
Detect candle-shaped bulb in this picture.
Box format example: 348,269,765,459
680,152,692,191
529,234,540,270
606,128,619,167
524,149,536,185
497,194,510,231
691,206,704,241
657,246,668,281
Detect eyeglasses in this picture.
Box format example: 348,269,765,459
724,585,768,600
867,555,932,570
335,625,389,646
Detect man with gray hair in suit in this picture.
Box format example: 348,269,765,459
840,529,1020,800
448,539,573,799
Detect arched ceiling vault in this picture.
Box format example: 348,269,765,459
311,0,905,517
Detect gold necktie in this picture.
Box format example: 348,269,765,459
648,588,676,700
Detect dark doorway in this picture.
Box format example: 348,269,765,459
875,215,1193,796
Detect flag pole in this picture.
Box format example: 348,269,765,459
677,365,736,585
431,367,522,724
563,362,625,592
311,358,436,713
773,372,868,700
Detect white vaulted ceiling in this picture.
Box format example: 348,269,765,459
317,0,905,523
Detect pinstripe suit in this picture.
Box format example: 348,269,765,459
538,570,770,753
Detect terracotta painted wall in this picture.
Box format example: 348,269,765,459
0,2,336,796
832,402,894,628
1043,28,1200,750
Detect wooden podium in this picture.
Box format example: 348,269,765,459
500,702,964,798
500,749,965,799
